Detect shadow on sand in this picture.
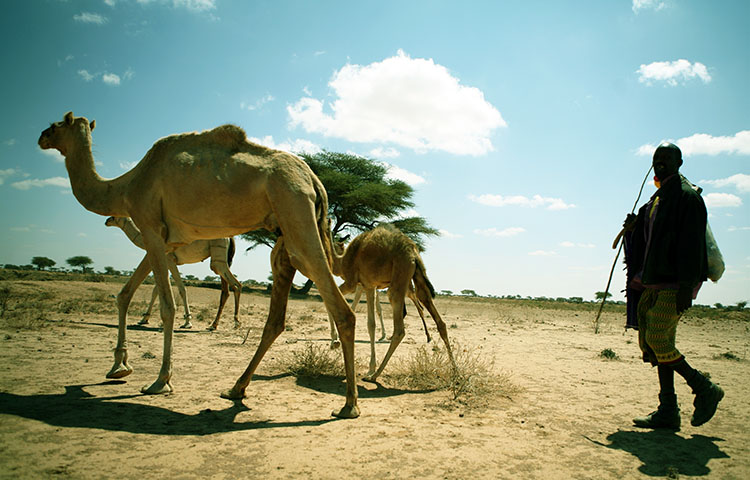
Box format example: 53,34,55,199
0,381,339,435
591,429,729,477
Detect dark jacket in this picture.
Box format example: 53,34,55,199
629,174,708,289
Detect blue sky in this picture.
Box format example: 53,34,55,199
1,0,748,306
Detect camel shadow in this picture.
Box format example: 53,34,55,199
291,374,436,399
0,382,338,435
83,321,204,334
600,429,729,477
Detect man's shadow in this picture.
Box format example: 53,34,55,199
596,429,729,477
0,382,337,435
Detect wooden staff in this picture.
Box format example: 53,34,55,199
593,166,653,333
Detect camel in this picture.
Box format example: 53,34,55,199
105,216,242,330
331,225,454,381
39,112,359,418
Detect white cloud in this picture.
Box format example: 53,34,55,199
474,227,525,238
703,193,742,208
0,168,20,185
383,163,425,186
438,229,463,239
728,226,750,232
136,0,216,12
528,250,557,256
248,135,322,155
288,50,506,156
4,139,16,146
560,241,596,248
40,149,65,163
637,130,750,157
11,177,70,190
74,12,108,24
240,94,275,111
370,147,400,159
637,59,711,86
102,73,121,86
78,69,95,82
632,0,666,13
700,174,750,193
468,193,575,210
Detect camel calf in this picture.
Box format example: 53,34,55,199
333,225,453,381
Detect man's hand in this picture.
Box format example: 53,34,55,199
623,213,637,232
676,286,693,314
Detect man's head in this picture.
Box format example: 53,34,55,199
652,142,682,181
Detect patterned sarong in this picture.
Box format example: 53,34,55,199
637,288,683,366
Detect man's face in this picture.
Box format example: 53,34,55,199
652,148,681,181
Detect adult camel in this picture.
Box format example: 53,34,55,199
105,216,241,330
38,112,359,418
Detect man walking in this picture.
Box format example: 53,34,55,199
624,142,724,430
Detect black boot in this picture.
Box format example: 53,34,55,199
688,372,724,427
633,393,681,430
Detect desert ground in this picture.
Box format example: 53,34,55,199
0,273,748,479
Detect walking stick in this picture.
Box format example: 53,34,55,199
593,166,653,333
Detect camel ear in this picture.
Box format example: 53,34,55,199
64,112,74,125
90,119,96,131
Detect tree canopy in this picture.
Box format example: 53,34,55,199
66,256,93,273
31,256,56,270
242,150,439,251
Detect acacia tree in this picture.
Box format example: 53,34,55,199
31,256,56,271
67,256,93,273
242,150,439,292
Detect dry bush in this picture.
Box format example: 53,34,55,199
284,343,345,377
387,341,519,408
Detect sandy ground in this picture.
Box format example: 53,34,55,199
0,279,748,479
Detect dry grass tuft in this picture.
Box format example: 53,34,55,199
284,343,345,377
387,341,519,408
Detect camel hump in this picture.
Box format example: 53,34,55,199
149,124,250,155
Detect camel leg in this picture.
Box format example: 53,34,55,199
108,255,152,378
209,242,243,329
415,282,455,368
208,279,229,331
222,238,295,398
407,287,431,343
366,284,407,382
326,310,340,349
352,284,364,313
139,285,159,325
365,288,377,377
167,259,192,329
375,289,386,341
140,231,176,395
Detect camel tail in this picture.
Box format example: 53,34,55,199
227,237,236,267
313,176,335,271
413,256,436,299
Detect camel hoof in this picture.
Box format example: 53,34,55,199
141,380,173,395
220,388,246,400
330,340,341,350
180,322,193,329
206,325,217,331
332,404,360,419
137,318,150,326
106,365,133,379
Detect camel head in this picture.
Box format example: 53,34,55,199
38,111,96,156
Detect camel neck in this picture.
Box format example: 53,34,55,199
64,137,128,217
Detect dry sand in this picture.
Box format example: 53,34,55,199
0,279,747,479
